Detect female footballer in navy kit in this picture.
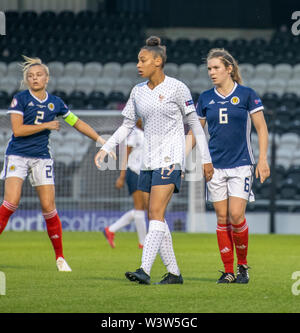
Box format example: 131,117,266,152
0,56,114,271
189,48,270,283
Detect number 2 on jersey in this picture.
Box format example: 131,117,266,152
34,111,44,124
219,108,228,124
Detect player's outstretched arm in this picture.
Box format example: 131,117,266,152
68,116,116,160
251,111,270,183
94,117,136,170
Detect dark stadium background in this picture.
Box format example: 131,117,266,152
0,0,299,234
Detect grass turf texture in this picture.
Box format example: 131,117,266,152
0,231,299,313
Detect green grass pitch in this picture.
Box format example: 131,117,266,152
0,231,299,313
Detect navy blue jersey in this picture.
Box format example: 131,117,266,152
6,90,70,158
196,83,264,169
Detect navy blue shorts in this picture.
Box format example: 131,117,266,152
126,168,139,195
137,165,182,193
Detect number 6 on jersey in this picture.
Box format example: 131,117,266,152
219,108,228,124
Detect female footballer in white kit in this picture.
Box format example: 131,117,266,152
0,56,114,272
95,36,213,285
103,118,147,249
189,48,270,284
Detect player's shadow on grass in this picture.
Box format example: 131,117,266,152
0,264,37,270
86,276,127,282
184,276,217,282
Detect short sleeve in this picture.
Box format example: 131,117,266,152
7,96,24,116
57,98,70,118
176,81,196,116
122,86,138,121
196,94,206,119
247,88,264,114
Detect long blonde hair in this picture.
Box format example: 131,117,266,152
207,48,243,84
20,55,49,89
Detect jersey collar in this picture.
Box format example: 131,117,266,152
214,82,238,99
29,89,49,103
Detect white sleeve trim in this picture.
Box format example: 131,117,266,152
249,106,264,114
7,110,24,116
62,110,71,118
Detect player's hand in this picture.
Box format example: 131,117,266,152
94,149,108,169
96,137,117,160
255,159,270,183
115,177,125,189
203,162,214,182
45,120,60,131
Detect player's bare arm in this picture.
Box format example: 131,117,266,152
251,111,270,183
10,113,59,137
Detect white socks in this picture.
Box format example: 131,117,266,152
109,209,135,233
159,222,180,276
141,220,165,275
141,220,180,276
108,209,147,246
134,210,147,246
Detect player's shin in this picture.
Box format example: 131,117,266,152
43,209,64,259
141,220,165,276
159,221,180,276
134,210,147,247
232,219,248,266
216,222,234,273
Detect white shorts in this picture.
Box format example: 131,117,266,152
0,155,55,187
206,165,255,202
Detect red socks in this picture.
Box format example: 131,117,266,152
216,222,234,273
0,201,18,234
232,219,248,266
43,209,64,260
217,219,249,272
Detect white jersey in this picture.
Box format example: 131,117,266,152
122,76,195,170
126,126,144,175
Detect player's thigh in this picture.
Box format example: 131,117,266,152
228,196,248,225
212,199,229,225
227,165,254,202
35,184,56,213
29,158,55,187
206,168,228,202
132,190,144,210
3,177,24,206
148,184,175,221
142,191,150,215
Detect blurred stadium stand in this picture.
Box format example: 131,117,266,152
0,0,300,222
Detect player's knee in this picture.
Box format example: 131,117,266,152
229,211,245,225
216,215,227,225
40,202,56,214
148,206,164,221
